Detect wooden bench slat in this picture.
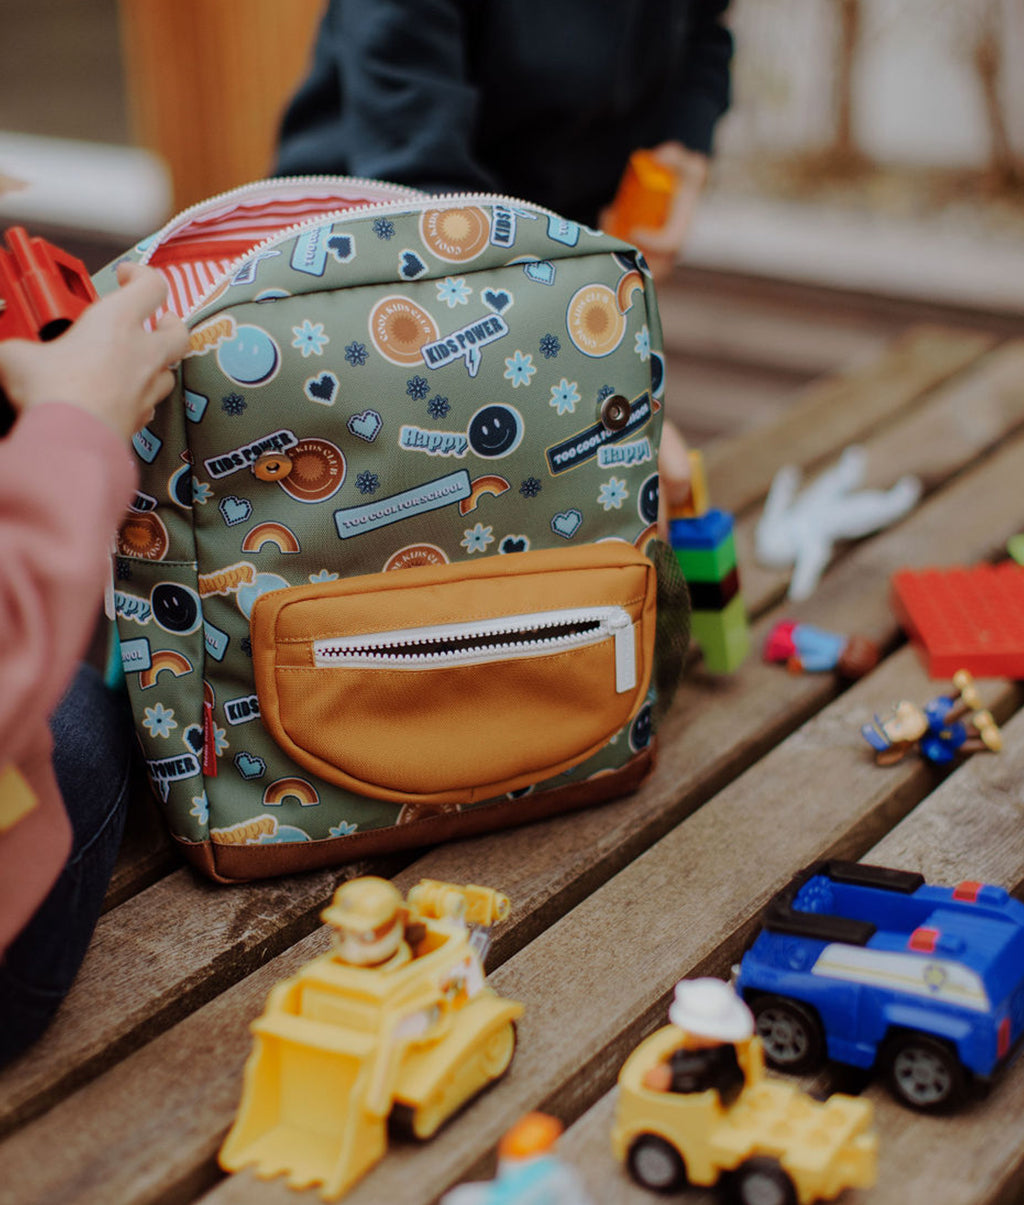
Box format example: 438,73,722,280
704,326,995,515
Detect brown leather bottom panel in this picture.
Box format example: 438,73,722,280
175,744,655,884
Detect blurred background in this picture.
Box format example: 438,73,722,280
1,0,1021,447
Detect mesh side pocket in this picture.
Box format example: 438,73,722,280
648,538,690,724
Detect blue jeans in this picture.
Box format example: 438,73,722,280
0,665,133,1067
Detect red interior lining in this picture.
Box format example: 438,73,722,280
148,188,399,314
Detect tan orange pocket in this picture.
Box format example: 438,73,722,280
250,543,656,806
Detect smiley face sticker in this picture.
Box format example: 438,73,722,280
217,324,281,385
466,405,524,459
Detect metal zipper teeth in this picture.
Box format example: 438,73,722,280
138,174,575,323
316,622,603,664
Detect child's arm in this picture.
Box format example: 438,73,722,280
0,265,188,764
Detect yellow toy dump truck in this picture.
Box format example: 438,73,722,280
612,1027,877,1205
220,877,522,1200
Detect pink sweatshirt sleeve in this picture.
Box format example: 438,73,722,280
0,403,138,766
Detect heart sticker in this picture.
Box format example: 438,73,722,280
304,371,339,405
523,260,556,286
219,496,252,527
399,249,427,280
327,234,354,262
347,409,383,442
482,288,513,313
551,509,583,539
234,751,266,780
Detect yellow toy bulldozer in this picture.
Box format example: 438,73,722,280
219,877,522,1200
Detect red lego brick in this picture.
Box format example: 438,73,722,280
891,563,1024,678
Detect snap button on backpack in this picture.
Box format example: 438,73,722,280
600,394,632,431
252,452,293,481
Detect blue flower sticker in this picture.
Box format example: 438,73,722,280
329,821,359,837
192,479,213,505
309,569,340,583
221,392,246,416
503,350,536,389
436,276,472,308
598,476,630,511
344,340,368,366
372,217,396,240
142,702,177,739
461,522,495,554
291,320,329,357
634,324,651,362
190,792,209,825
213,723,229,757
549,378,580,416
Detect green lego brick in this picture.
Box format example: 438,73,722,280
690,593,750,673
673,531,737,581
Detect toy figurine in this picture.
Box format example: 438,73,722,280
441,1113,594,1205
756,445,921,601
763,620,880,679
861,669,1002,766
220,877,522,1200
612,978,877,1203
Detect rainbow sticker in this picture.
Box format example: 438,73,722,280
138,649,194,689
262,777,320,807
459,474,511,515
240,522,301,554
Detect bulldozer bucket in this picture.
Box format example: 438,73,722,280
220,1013,387,1200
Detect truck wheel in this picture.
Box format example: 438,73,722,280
627,1134,688,1192
724,1157,797,1205
882,1033,968,1112
750,996,824,1074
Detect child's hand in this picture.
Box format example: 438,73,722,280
602,141,709,283
658,418,692,537
0,263,189,441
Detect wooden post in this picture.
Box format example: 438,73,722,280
118,0,326,212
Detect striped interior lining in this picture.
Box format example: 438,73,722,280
150,188,393,316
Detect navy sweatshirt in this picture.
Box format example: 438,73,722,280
276,0,732,225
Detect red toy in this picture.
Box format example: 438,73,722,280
0,225,97,343
0,226,98,433
891,563,1024,678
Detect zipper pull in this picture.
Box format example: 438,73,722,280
608,611,637,694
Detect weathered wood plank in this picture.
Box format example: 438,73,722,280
655,281,894,379
704,327,995,516
10,422,1024,1204
734,339,1024,619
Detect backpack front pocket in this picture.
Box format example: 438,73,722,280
250,543,655,805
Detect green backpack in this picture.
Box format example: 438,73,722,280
99,177,688,882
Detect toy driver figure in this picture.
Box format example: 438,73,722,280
642,978,751,1105
861,670,1002,766
322,876,426,969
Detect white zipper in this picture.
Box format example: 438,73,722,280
137,174,578,322
312,606,637,694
